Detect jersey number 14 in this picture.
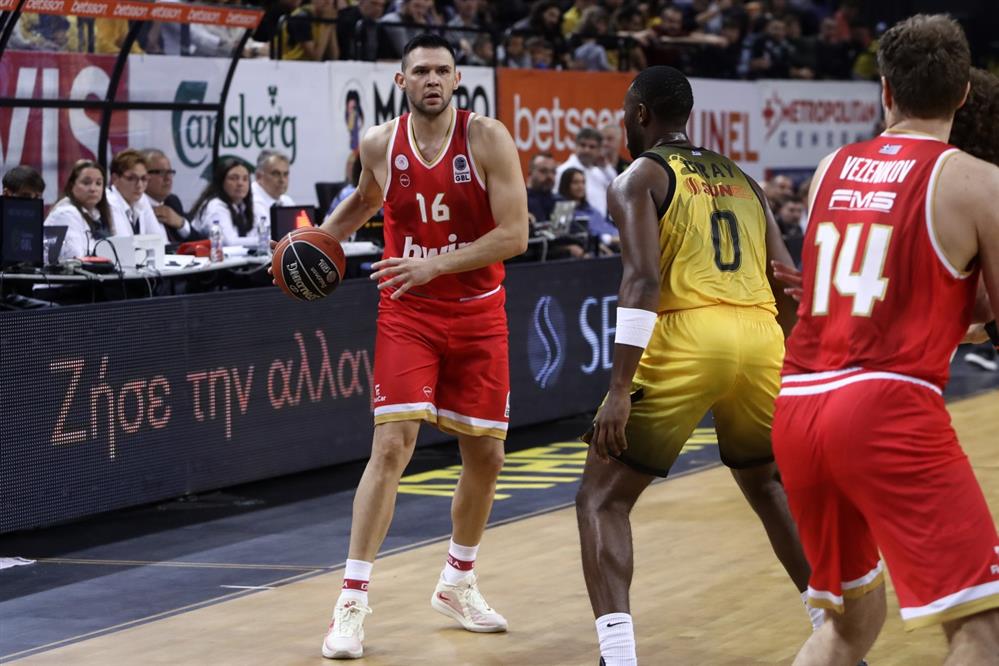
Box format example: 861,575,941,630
812,222,892,317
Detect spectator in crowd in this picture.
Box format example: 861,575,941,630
813,16,852,80
2,166,45,199
526,36,556,69
255,0,302,42
446,0,484,63
600,123,629,175
94,19,146,54
44,161,114,261
557,167,619,255
562,0,596,37
191,159,258,247
847,19,879,81
337,0,388,61
749,17,794,78
326,154,363,219
107,149,166,239
608,4,647,71
282,0,339,60
775,196,804,239
379,0,441,59
498,30,532,68
763,173,793,212
252,149,295,234
511,1,567,66
784,15,815,79
526,153,558,223
140,149,199,243
555,127,615,218
571,6,612,71
465,33,495,66
7,14,74,51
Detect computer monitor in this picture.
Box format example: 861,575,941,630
270,205,317,242
43,225,68,266
0,196,44,269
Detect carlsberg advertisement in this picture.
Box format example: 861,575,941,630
127,57,495,209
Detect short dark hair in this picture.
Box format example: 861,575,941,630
402,33,456,70
529,153,554,172
2,165,45,196
877,14,970,120
629,65,693,127
575,127,603,145
950,68,999,166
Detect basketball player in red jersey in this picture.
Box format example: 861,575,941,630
772,15,999,664
314,34,528,659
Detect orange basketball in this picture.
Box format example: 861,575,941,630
272,228,347,301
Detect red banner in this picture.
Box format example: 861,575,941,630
0,0,262,28
497,68,632,174
0,52,130,205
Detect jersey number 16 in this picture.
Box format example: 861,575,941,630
416,192,450,224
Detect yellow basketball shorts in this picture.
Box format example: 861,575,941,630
611,304,784,477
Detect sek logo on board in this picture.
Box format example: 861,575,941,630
171,81,298,173
528,296,566,390
526,294,617,390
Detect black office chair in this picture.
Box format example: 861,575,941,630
315,181,348,217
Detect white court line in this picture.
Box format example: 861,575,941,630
219,585,275,591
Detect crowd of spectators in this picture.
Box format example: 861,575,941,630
4,0,888,80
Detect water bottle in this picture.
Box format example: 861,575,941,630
209,219,224,263
256,215,271,257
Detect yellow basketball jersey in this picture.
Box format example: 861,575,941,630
643,145,776,315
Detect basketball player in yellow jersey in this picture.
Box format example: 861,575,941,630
576,66,814,666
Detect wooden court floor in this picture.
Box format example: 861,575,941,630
16,392,999,665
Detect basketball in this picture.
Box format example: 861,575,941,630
272,228,346,302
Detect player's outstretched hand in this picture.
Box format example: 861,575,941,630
588,390,630,462
771,260,803,302
370,257,440,300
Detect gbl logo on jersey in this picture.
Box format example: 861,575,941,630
453,154,472,184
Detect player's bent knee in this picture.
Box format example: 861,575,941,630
370,430,417,472
943,607,999,646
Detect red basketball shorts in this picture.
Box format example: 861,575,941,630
772,368,999,630
371,287,509,440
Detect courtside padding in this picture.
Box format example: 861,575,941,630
0,258,622,532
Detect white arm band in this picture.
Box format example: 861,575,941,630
615,307,657,349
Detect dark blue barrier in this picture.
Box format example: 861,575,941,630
0,258,621,533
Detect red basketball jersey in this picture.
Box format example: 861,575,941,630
783,132,979,389
382,108,503,300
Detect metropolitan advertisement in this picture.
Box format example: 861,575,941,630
495,68,879,182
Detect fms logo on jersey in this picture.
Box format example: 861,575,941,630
453,154,472,183
527,296,567,389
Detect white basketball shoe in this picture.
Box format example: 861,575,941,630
322,598,372,659
430,571,508,632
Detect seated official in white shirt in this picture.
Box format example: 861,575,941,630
105,149,164,240
191,158,258,247
140,148,197,242
43,161,118,261
251,149,294,235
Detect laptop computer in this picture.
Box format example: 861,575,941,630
0,196,44,269
270,205,317,242
43,225,68,266
549,200,578,235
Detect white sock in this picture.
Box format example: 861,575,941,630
339,559,373,605
442,539,478,585
802,590,825,631
596,612,637,666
